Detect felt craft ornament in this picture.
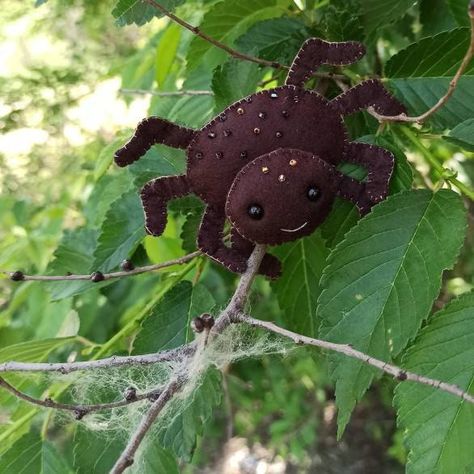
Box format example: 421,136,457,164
115,38,406,279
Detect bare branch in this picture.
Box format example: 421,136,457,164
2,250,201,283
144,0,287,70
0,377,162,417
120,89,213,97
110,377,185,474
0,344,195,374
212,245,267,334
236,313,474,405
369,9,474,124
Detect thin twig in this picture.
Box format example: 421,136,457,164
0,344,195,374
110,377,185,474
212,245,267,334
145,0,287,70
0,377,162,417
2,250,201,282
236,313,474,405
111,247,266,472
120,89,213,96
369,9,474,124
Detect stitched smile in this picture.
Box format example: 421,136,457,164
280,222,308,233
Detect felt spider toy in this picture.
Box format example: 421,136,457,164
115,38,406,279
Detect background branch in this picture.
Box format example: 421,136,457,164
145,0,287,70
0,344,195,374
236,313,474,405
2,250,201,283
0,377,162,417
111,377,185,474
369,8,474,124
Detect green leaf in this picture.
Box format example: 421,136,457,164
0,432,73,473
419,0,457,36
73,426,126,474
186,0,284,71
150,67,215,128
235,17,309,64
445,118,474,151
133,281,215,353
320,200,359,250
446,0,471,26
179,201,204,253
212,59,261,112
134,443,179,473
156,24,182,87
386,28,474,129
395,292,474,474
112,0,184,27
92,190,146,273
0,337,74,363
361,0,418,35
320,135,413,249
271,232,329,336
321,0,365,42
128,145,186,188
46,228,99,300
317,190,466,435
157,367,222,461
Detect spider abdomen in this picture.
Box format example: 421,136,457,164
187,86,346,204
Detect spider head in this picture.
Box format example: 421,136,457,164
226,148,338,245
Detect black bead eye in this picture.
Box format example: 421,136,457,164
247,204,264,220
307,186,321,202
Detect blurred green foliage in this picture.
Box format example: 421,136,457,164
1,0,474,472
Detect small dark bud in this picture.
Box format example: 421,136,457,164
74,409,87,420
191,317,205,333
10,271,25,282
124,457,134,468
44,397,53,403
66,271,72,276
201,313,215,329
120,259,135,271
90,271,105,282
148,391,161,402
124,386,137,401
397,371,408,381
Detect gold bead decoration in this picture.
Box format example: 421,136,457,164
278,174,286,182
262,166,269,174
237,107,244,115
289,159,297,166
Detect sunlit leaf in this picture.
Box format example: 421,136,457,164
272,232,329,336
318,190,466,435
386,28,474,129
395,291,474,473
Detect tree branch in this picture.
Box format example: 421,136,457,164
144,0,287,70
212,245,267,334
236,313,474,405
111,245,266,472
0,344,195,374
2,250,201,283
369,7,474,124
110,377,184,474
0,377,162,417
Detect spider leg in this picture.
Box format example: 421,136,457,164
230,228,282,279
286,38,366,87
115,117,196,167
340,142,395,214
197,206,249,274
331,79,406,116
140,175,190,236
